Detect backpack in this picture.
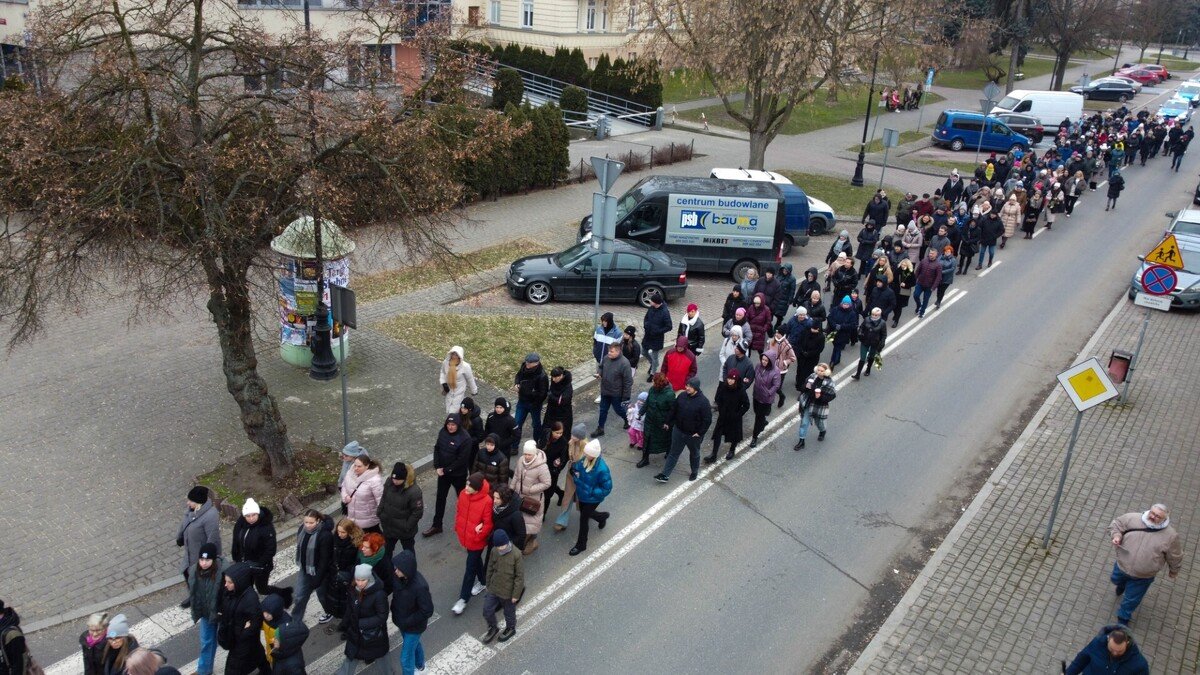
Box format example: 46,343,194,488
0,627,44,675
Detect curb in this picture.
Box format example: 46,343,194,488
847,290,1129,673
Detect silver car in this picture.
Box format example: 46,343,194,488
1128,210,1200,309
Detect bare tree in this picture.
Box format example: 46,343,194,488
1125,0,1173,62
1035,0,1118,89
0,0,512,479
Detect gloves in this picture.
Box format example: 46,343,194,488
442,383,450,395
176,536,185,547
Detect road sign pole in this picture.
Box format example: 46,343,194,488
1118,307,1150,402
1042,409,1084,549
339,329,350,447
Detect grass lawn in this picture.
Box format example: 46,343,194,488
922,158,980,175
374,313,595,387
774,170,906,218
662,68,741,104
355,239,552,303
934,56,1056,90
857,129,928,154
679,89,943,136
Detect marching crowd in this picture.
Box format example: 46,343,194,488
0,106,1189,675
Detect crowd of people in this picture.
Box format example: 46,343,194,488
0,105,1189,675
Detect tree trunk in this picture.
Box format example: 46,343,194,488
1139,45,1147,61
1052,52,1071,91
748,131,769,170
203,254,296,480
826,82,839,103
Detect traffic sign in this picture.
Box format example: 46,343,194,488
1133,292,1172,312
1056,357,1119,412
1139,264,1178,296
983,81,1002,101
1144,234,1185,270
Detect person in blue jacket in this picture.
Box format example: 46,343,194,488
568,439,613,557
826,296,859,371
1064,625,1149,675
592,312,622,364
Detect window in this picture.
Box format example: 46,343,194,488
346,44,393,86
586,0,595,30
951,119,983,132
468,6,480,25
576,252,613,273
521,0,533,27
627,0,637,28
1013,100,1032,113
489,0,500,23
614,253,652,271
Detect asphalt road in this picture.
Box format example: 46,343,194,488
31,158,1198,674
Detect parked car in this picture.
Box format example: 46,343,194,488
1094,76,1143,94
708,167,837,238
932,110,1031,153
1070,80,1139,102
1122,63,1170,80
507,238,688,307
1128,209,1200,309
1175,81,1200,107
1116,68,1163,85
1195,181,1200,205
1157,97,1192,124
990,90,1083,127
991,113,1045,145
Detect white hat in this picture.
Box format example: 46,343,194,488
242,498,260,516
522,440,538,455
584,439,602,458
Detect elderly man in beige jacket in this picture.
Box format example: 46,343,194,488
1108,503,1184,624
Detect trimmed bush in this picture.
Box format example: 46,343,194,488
492,67,525,110
560,85,589,116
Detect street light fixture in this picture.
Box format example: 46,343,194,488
852,0,888,187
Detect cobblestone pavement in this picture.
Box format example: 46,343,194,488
0,49,1145,627
852,298,1200,673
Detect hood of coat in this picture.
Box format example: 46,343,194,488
805,267,818,281
392,550,418,580
752,292,766,306
780,262,793,276
757,349,777,371
238,506,274,530
520,448,548,471
674,335,691,351
224,561,255,596
478,443,506,466
261,594,290,628
445,346,465,363
494,398,511,414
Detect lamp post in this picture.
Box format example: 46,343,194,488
303,0,338,380
851,0,888,187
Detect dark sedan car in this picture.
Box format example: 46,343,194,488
991,113,1045,145
1070,80,1139,102
507,238,688,307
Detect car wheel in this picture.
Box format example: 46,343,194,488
1033,135,1044,146
1119,94,1130,103
950,138,965,151
525,281,552,305
780,235,794,257
637,284,665,308
1128,288,1136,302
808,216,829,236
732,259,759,283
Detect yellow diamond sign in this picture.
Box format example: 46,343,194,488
1057,357,1119,412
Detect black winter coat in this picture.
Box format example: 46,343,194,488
722,291,748,323
267,610,309,675
856,227,880,263
217,563,268,675
667,389,713,436
857,317,888,348
473,444,512,491
294,516,334,581
80,631,105,675
544,371,573,430
390,552,434,635
866,285,896,318
539,429,570,476
831,266,859,297
490,499,528,551
343,580,390,662
231,507,277,572
774,268,798,316
754,275,781,310
800,298,827,325
677,317,706,354
1107,175,1125,198
795,268,821,305
514,363,548,406
863,198,889,226
712,381,750,443
979,214,1004,245
434,413,473,476
323,534,358,618
621,336,642,370
485,407,520,456
377,481,424,542
642,303,673,351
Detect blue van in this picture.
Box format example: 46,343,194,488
932,110,1031,153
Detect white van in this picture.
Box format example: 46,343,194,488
991,89,1084,126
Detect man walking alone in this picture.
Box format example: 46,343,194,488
1108,503,1183,625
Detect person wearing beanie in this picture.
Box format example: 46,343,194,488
232,498,286,599
339,559,390,673
620,325,642,374
218,563,270,675
473,433,513,491
451,472,493,615
187,541,226,675
772,263,797,332
261,593,309,675
177,486,220,609
80,611,110,675
569,440,613,556
484,397,519,458
510,439,550,556
100,614,139,675
677,302,706,356
625,391,649,451
337,441,368,499
425,413,472,538
641,290,673,382
0,601,32,675
479,529,525,644
655,377,712,484
593,312,622,367
378,461,424,561
544,366,574,439
342,454,385,534
593,342,632,438
825,294,859,371
514,353,549,445
390,550,434,674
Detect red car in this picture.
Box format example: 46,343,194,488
1129,63,1170,80
1117,68,1163,85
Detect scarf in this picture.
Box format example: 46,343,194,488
680,312,700,334
358,546,385,567
1142,511,1169,530
298,525,321,576
85,632,105,648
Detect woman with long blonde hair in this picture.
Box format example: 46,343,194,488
440,346,478,414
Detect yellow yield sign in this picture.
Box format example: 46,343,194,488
1145,234,1185,270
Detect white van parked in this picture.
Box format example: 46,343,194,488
990,89,1084,126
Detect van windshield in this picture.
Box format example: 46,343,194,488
614,188,644,222
996,95,1020,110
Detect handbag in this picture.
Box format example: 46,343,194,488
519,495,541,515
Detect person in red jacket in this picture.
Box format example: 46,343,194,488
451,473,493,616
659,335,698,392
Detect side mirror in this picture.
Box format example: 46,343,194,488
1166,211,1178,219
1137,255,1145,261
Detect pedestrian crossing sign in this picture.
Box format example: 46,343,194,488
1144,234,1185,270
1056,357,1118,412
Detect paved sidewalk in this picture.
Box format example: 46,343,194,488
852,297,1200,673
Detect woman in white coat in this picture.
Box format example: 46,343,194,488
510,440,552,555
440,346,478,414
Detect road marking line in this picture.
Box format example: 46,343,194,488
1032,226,1048,238
978,259,1004,276
422,287,968,673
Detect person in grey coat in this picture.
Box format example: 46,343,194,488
593,343,632,437
177,486,221,609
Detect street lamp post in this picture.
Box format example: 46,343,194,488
851,0,887,188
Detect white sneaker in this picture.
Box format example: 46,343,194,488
452,599,466,615
594,394,602,404
471,580,486,596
